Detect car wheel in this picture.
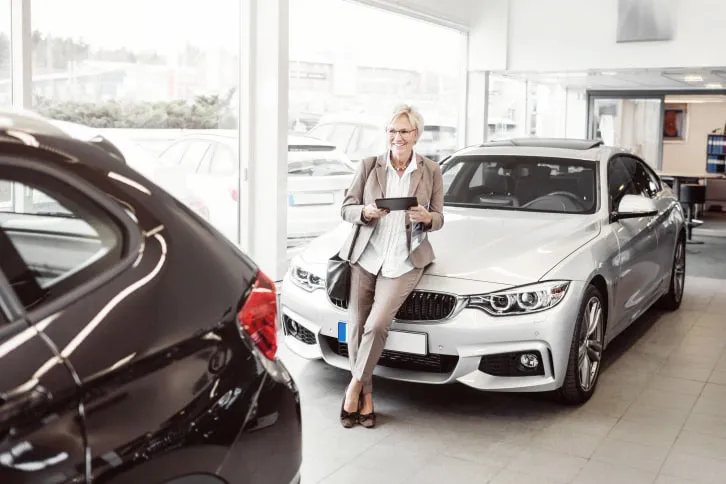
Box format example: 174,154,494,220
656,237,686,311
558,285,605,405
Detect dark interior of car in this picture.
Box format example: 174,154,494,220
443,156,597,213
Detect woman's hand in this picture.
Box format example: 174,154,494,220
362,202,388,221
408,205,433,225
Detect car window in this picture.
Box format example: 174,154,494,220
313,124,356,153
352,127,382,153
159,140,190,166
636,159,662,197
209,144,237,176
442,155,597,214
308,124,334,141
179,141,211,172
0,175,123,312
608,156,641,209
287,151,355,177
0,180,11,211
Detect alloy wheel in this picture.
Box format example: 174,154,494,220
578,296,604,392
674,241,686,302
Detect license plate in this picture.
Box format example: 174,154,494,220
337,322,427,355
289,192,335,206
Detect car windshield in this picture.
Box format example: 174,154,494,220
287,149,354,177
441,155,597,214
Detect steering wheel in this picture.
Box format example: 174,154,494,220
522,191,588,210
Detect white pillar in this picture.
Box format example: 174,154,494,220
238,0,289,281
10,0,31,109
10,0,31,214
465,71,489,145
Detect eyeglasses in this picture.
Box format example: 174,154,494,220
386,128,417,137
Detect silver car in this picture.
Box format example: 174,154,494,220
279,138,687,404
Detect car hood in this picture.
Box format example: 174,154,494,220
299,207,601,286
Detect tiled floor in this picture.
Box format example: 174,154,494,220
278,275,726,484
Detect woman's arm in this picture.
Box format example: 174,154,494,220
340,157,373,225
425,163,445,232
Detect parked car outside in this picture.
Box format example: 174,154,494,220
0,108,302,483
306,113,458,163
279,138,686,405
157,131,355,245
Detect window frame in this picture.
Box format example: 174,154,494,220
0,152,143,323
607,155,642,213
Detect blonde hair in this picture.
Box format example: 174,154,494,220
386,104,425,142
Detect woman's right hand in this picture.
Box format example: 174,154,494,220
362,203,388,221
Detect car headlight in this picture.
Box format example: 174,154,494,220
290,264,324,292
467,281,570,316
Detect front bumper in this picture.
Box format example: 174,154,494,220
280,274,586,393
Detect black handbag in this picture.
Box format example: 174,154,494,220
325,224,361,303
325,156,375,303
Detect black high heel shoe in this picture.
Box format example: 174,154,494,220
340,387,359,428
358,390,376,429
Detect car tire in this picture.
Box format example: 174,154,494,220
655,236,686,311
557,284,605,405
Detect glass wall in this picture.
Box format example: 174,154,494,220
287,0,466,246
487,75,527,140
29,0,242,243
0,0,10,106
526,82,588,139
589,96,663,167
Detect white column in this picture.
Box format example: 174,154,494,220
10,0,31,109
238,0,289,281
465,71,489,145
10,0,31,214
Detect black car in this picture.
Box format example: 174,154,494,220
0,109,302,484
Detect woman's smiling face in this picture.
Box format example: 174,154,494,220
387,114,418,160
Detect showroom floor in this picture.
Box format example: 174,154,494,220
278,246,726,483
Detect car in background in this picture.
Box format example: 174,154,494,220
280,138,686,405
157,132,355,245
45,120,211,221
306,113,458,163
0,108,302,483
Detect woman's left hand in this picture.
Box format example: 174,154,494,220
408,205,433,225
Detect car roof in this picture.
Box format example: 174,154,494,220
173,131,338,150
0,107,79,138
452,137,612,162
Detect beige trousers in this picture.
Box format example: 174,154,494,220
347,263,424,394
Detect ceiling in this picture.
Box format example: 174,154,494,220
496,67,726,91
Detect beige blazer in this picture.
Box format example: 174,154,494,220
338,153,445,269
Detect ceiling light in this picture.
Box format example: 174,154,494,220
601,71,617,76
706,83,723,89
684,75,703,82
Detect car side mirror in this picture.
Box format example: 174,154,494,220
612,194,658,221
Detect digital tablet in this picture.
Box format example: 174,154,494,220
375,197,418,211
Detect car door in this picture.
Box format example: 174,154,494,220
608,155,661,329
0,187,88,482
635,159,680,280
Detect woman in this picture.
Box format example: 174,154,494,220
337,104,445,428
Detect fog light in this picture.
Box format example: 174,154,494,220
519,353,539,369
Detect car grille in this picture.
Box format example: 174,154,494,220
323,336,458,374
329,291,458,321
282,315,316,345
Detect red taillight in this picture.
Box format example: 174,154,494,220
238,270,278,360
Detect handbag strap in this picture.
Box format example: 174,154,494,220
346,155,377,260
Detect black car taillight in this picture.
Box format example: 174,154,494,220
238,270,277,360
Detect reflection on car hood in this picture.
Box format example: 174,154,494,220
299,207,601,286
